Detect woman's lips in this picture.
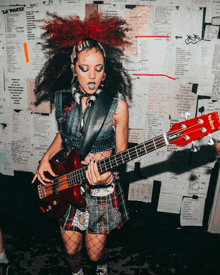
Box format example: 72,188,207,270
88,82,95,90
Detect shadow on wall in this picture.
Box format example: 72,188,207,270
0,144,218,234
125,143,217,184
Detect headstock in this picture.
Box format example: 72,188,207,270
166,112,220,147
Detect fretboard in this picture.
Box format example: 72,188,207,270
66,134,167,186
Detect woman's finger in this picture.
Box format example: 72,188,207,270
31,173,38,184
89,160,98,184
37,175,48,186
47,167,57,178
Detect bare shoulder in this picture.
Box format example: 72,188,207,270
114,98,128,116
113,98,129,124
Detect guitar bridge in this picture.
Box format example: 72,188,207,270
38,184,45,199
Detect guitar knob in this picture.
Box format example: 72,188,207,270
200,127,207,133
208,134,215,145
197,119,204,124
191,141,200,152
181,112,191,120
180,124,186,129
183,135,190,141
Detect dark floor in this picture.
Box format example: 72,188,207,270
1,164,220,275
2,213,220,275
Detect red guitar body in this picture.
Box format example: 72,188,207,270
37,112,220,219
38,150,86,219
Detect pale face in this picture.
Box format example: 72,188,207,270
214,140,220,157
73,47,105,95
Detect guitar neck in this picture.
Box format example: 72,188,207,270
98,134,167,174
67,134,167,185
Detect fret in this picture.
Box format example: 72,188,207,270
136,144,145,157
105,158,111,170
134,146,139,158
115,154,118,166
127,148,133,161
110,155,116,167
67,174,72,186
152,139,156,149
144,142,147,154
155,135,165,149
78,170,84,183
128,151,131,161
109,158,113,169
98,162,103,174
122,151,131,162
120,151,125,163
74,170,81,184
82,168,87,182
82,168,86,183
103,158,107,170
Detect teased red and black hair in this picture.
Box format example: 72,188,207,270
34,12,132,106
41,12,130,51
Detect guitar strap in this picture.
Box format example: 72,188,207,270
55,89,115,161
78,90,115,161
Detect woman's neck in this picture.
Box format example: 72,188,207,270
81,97,89,112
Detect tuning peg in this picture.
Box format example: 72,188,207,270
208,134,215,145
181,112,191,120
191,141,200,152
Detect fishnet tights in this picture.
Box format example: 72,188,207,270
61,150,112,273
61,227,107,273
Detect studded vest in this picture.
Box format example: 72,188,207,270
55,90,120,154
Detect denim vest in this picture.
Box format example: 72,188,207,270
55,90,120,154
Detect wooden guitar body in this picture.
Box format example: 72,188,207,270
38,150,86,219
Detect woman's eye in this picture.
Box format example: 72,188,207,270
96,67,103,72
79,66,88,72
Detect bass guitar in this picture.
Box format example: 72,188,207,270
37,112,220,219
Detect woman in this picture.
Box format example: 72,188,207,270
32,13,132,275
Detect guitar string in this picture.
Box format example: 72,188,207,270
42,129,204,196
42,121,214,195
42,135,167,195
42,114,219,195
59,119,213,184
42,123,211,195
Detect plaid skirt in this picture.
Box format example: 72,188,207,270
59,178,129,234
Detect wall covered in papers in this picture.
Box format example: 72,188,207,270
0,0,220,227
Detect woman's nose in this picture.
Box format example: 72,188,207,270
89,70,95,79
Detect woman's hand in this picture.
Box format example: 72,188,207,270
32,157,57,186
86,160,112,186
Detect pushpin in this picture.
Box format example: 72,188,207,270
208,134,215,146
191,141,200,152
181,112,191,120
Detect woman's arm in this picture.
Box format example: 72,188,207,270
114,98,129,153
32,131,63,185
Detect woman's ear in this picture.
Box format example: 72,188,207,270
71,64,75,74
102,73,106,81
